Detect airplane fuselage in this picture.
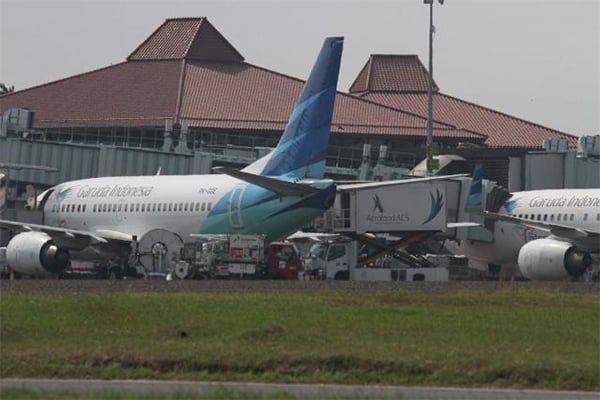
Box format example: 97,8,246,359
43,174,335,245
458,189,600,268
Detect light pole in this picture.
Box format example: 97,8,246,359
424,0,444,174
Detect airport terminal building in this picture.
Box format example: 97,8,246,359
0,17,594,196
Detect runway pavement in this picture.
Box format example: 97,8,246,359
1,378,599,400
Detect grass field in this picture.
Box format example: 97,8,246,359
1,288,598,391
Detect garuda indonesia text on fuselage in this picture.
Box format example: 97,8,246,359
457,165,600,281
0,37,345,277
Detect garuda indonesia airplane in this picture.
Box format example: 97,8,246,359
0,37,344,277
457,165,600,280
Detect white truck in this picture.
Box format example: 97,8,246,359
303,239,448,281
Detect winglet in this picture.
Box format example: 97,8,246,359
243,37,344,179
465,164,483,212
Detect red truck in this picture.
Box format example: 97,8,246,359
266,241,304,280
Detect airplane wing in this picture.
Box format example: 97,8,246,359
0,219,131,250
482,211,598,240
337,174,468,191
213,167,321,197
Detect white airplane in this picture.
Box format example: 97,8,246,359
0,37,345,277
456,165,600,280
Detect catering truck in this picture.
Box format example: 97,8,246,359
303,238,448,281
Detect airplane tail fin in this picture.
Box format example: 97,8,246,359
465,163,483,212
243,37,344,179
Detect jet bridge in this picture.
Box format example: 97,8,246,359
312,175,505,243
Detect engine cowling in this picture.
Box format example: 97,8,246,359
518,238,592,281
6,231,70,276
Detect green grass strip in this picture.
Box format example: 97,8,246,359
1,289,598,390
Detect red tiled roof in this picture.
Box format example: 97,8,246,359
179,61,484,141
0,18,485,144
360,92,577,148
128,18,243,62
0,61,182,128
349,54,577,149
349,55,438,94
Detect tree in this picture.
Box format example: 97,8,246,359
0,83,15,95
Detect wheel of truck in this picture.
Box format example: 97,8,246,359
108,267,123,280
334,270,349,280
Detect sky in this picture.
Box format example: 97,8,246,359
1,0,598,136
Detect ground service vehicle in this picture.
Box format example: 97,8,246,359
304,239,448,281
187,234,303,280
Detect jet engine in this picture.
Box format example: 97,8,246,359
518,238,592,281
6,231,70,276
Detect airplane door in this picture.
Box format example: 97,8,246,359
228,185,245,228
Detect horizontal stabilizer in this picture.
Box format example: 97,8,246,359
213,167,321,197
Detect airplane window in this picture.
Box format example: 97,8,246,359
543,214,548,221
83,205,86,212
536,214,541,221
103,204,108,212
557,214,561,221
168,203,172,211
163,203,167,211
195,203,199,212
158,203,162,212
184,203,188,212
118,204,122,212
207,202,212,211
201,203,205,212
597,214,600,221
113,204,117,212
570,214,574,221
135,204,140,212
180,203,184,211
550,214,554,221
583,214,588,221
152,203,156,212
124,204,128,212
141,204,146,212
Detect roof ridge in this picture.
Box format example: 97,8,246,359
183,17,206,57
0,61,133,97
